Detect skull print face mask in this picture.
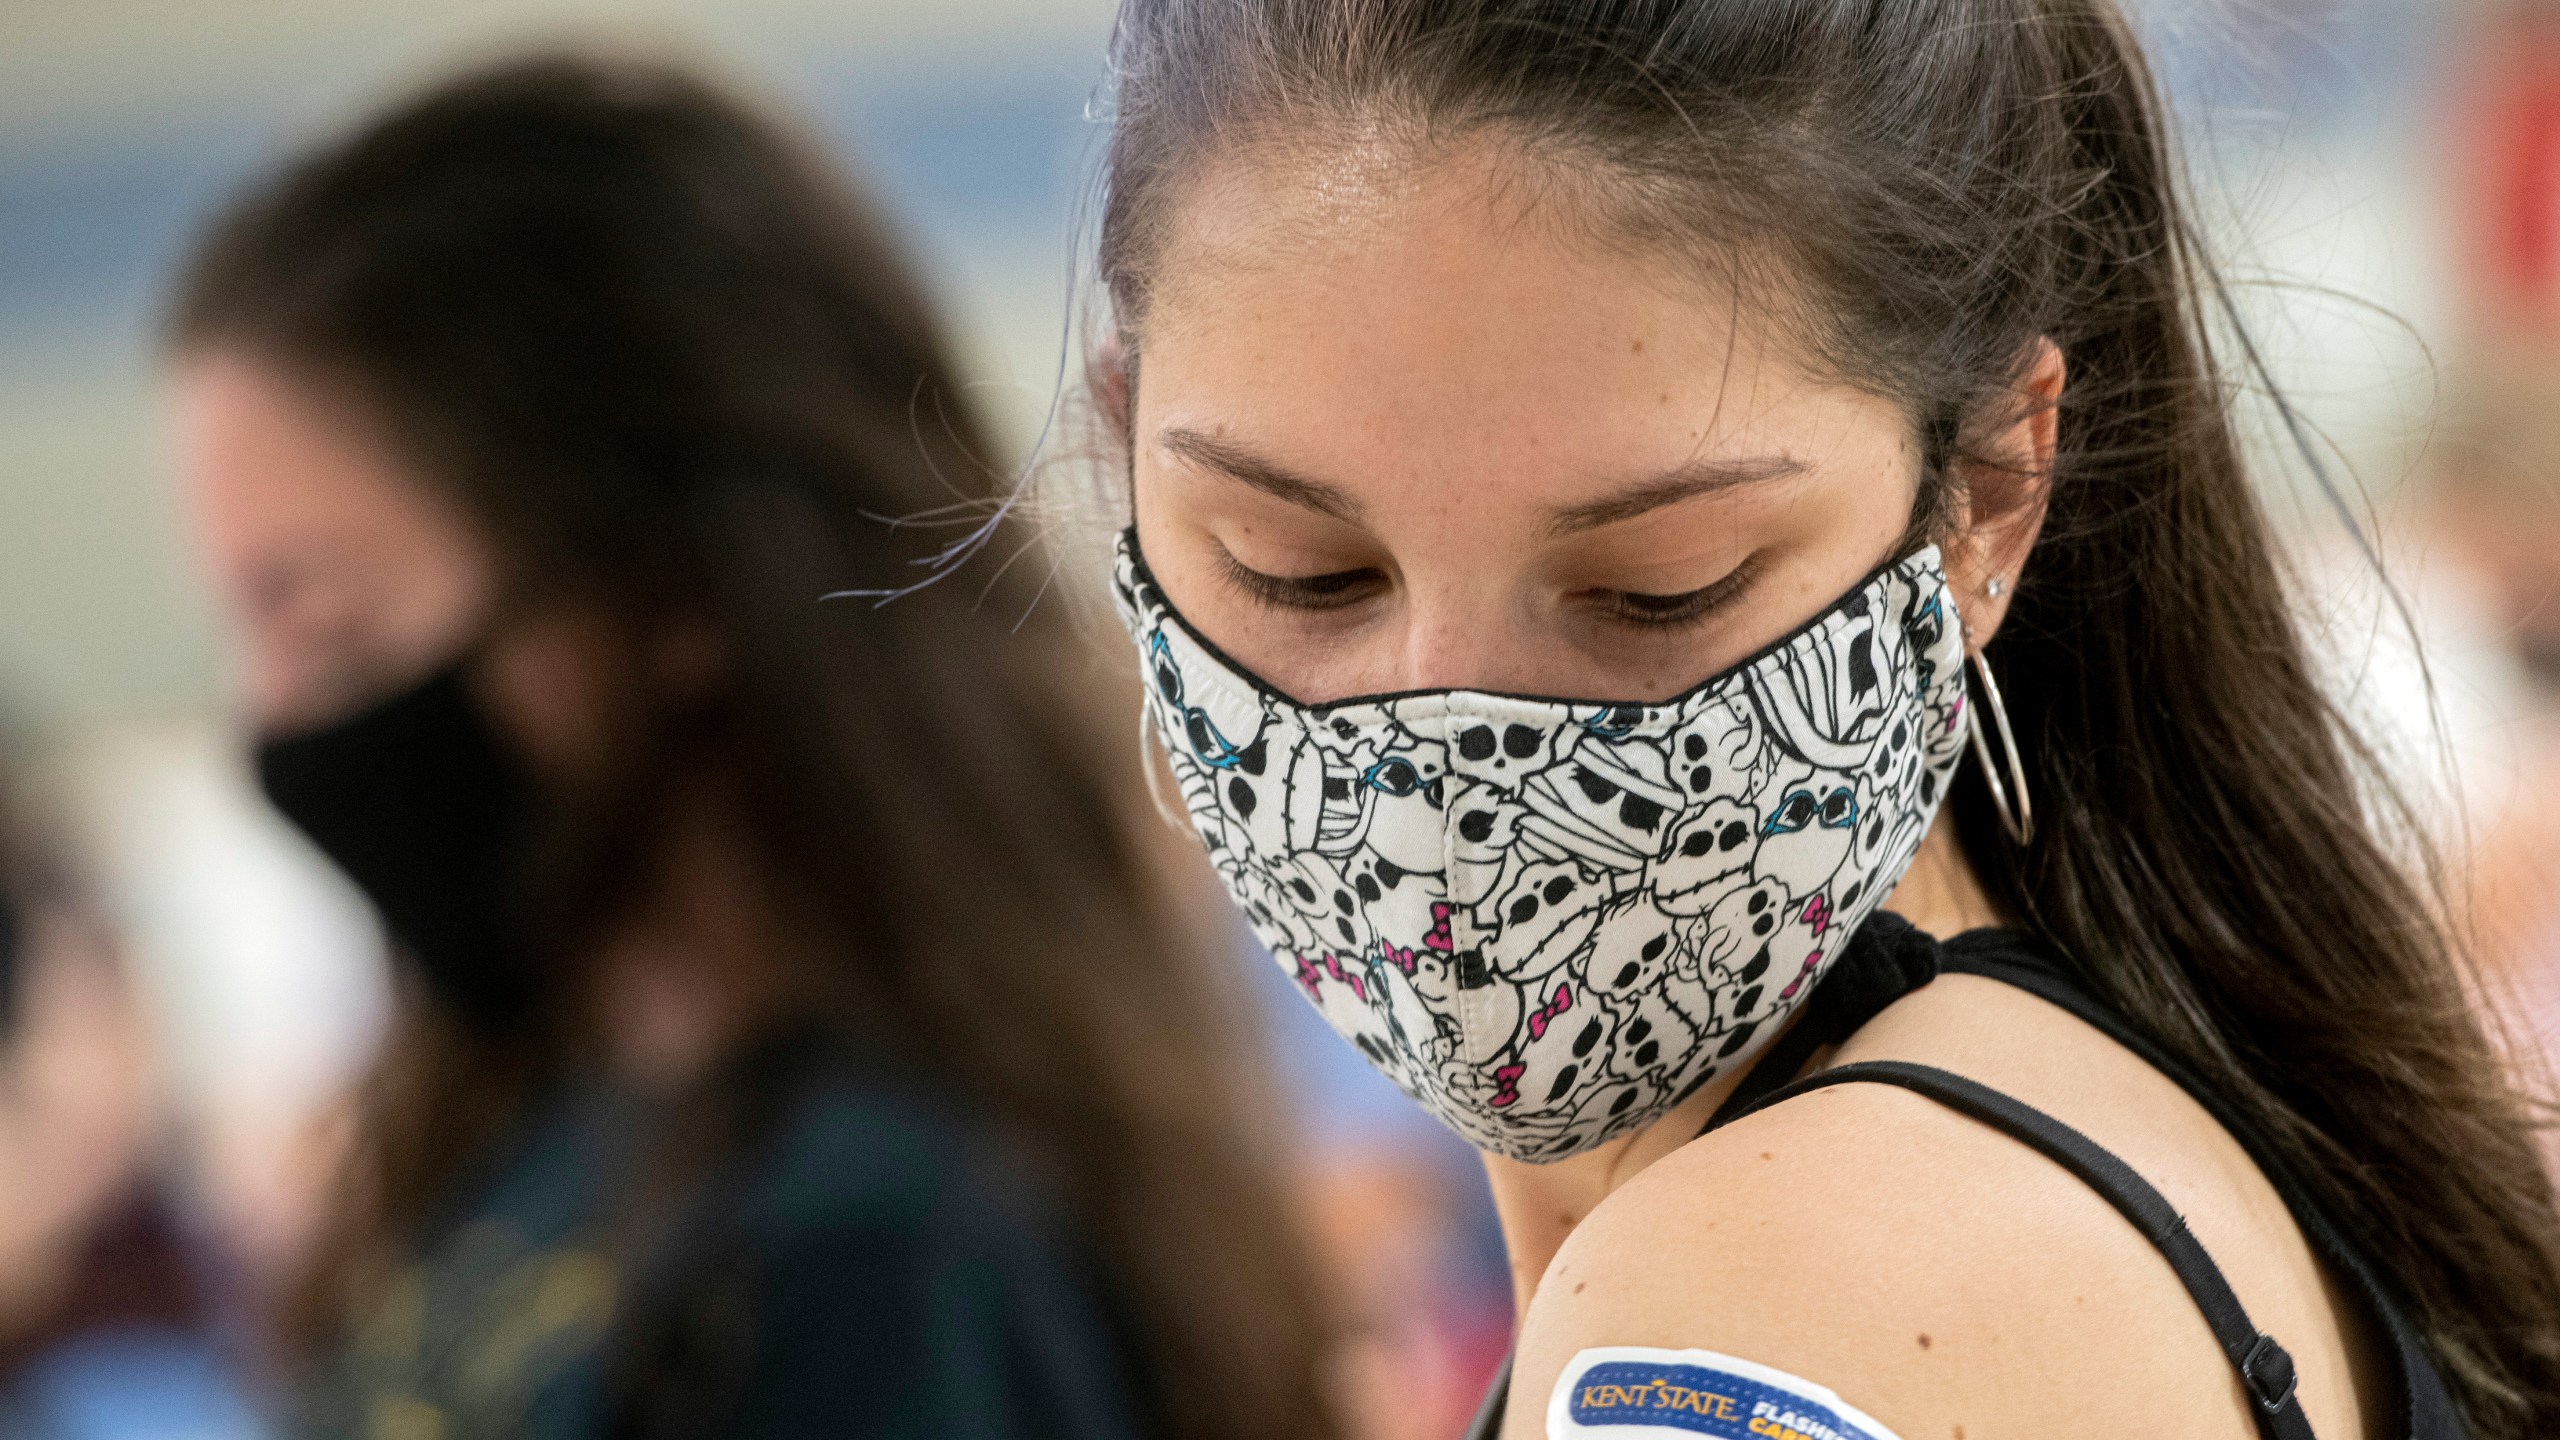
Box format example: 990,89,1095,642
1113,530,1970,1161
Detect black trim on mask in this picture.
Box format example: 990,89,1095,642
1119,526,1939,715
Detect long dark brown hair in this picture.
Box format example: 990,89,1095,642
173,52,1339,1440
1087,0,2560,1433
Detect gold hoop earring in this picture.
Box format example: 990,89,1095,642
1965,648,2033,845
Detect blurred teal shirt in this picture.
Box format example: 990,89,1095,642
292,1049,1148,1440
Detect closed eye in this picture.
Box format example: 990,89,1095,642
1212,546,1386,611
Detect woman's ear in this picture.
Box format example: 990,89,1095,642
1090,330,1133,440
1947,337,2063,648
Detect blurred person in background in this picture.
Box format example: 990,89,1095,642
166,53,1337,1440
0,758,254,1439
2438,0,2560,697
2427,0,2560,1072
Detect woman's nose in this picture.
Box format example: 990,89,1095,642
1391,589,1549,697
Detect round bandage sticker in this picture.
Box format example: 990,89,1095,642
1547,1347,1903,1440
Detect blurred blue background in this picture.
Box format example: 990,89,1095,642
0,0,1125,726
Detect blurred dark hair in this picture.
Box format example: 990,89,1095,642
1090,0,2560,1432
174,51,1338,1440
0,725,74,1045
0,762,35,1042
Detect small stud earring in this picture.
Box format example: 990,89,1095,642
1986,576,2007,598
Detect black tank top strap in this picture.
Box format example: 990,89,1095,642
1702,909,1945,1134
1460,1353,1512,1440
1722,1059,2316,1439
1926,929,2467,1440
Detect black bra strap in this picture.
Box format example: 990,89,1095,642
1932,941,2461,1438
1731,1060,2316,1440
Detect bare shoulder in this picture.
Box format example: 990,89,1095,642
1500,976,2359,1440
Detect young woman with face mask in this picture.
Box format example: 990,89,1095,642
168,54,1337,1440
1076,3,2560,1437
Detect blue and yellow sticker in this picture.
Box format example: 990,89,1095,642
1546,1347,1902,1440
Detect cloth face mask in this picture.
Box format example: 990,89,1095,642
1114,531,1972,1161
257,662,537,1031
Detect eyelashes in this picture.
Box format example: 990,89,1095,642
1593,553,1764,629
1211,547,1385,611
1212,543,1762,632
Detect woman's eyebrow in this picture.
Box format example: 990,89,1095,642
1548,455,1805,535
1158,426,1366,522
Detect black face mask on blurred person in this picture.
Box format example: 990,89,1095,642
256,664,538,1030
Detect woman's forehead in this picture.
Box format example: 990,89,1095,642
1134,147,1905,523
